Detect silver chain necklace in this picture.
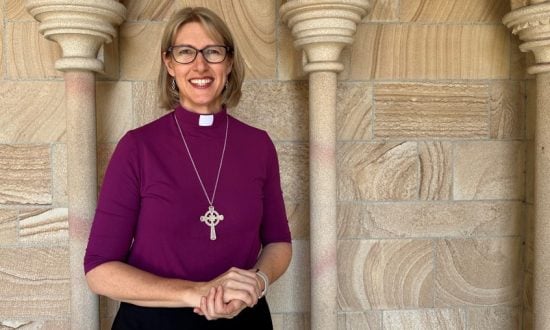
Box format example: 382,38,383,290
173,112,229,240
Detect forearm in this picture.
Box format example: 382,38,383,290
85,261,204,308
254,242,292,288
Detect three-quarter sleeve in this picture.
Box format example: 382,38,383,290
260,133,292,245
84,131,141,273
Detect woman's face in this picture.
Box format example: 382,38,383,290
164,22,232,114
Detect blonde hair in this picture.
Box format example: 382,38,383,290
158,7,245,110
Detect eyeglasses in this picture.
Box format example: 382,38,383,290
167,45,232,64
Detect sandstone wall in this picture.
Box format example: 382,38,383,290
0,0,530,329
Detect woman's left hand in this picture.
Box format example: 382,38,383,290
193,286,247,320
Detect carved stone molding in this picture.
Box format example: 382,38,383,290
280,1,370,329
25,0,126,72
280,0,370,73
503,2,550,74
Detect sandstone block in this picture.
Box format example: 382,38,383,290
19,208,68,244
338,142,419,201
338,201,522,239
524,271,533,312
6,0,34,21
510,35,534,80
122,0,175,21
419,142,452,200
0,24,4,79
367,0,398,22
435,238,521,306
525,205,534,274
277,25,350,81
272,313,309,330
100,296,120,319
467,307,522,330
490,81,525,139
524,308,533,330
337,311,381,330
0,82,65,143
525,141,535,204
285,202,309,239
338,239,433,310
97,143,117,187
337,82,373,141
271,314,283,330
52,144,67,206
120,23,165,81
510,0,530,10
233,82,308,142
101,317,115,330
350,25,510,80
0,145,51,205
97,37,122,81
400,0,508,23
525,80,536,141
383,309,465,329
175,0,277,79
6,22,61,79
0,247,69,317
453,141,525,200
278,25,306,81
0,209,18,245
0,320,69,330
96,82,133,143
374,83,489,139
275,143,308,202
133,81,167,128
268,240,309,313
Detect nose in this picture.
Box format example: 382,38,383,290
193,51,208,71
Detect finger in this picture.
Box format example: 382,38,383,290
226,299,247,318
219,277,259,306
229,267,258,279
222,287,255,307
200,296,212,320
207,287,217,319
214,286,226,315
193,307,204,316
223,268,259,288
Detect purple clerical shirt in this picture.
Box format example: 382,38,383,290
84,106,291,281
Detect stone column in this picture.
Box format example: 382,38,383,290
504,2,550,329
24,1,126,329
280,1,370,329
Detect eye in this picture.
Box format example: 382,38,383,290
204,47,224,56
175,47,195,56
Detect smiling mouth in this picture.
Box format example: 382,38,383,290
189,78,213,88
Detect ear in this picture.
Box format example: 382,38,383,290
163,52,176,77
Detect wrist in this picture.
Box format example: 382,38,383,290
255,269,269,298
182,281,206,308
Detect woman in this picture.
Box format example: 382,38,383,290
84,7,292,329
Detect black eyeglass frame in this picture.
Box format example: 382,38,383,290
166,45,234,64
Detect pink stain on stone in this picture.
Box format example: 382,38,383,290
311,247,337,279
310,141,336,161
69,214,93,242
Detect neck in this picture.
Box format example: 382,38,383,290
180,102,223,114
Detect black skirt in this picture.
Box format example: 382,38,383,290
111,298,273,330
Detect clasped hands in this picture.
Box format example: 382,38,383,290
193,267,263,320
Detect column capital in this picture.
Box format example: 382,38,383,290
280,0,370,73
25,0,126,73
503,2,550,74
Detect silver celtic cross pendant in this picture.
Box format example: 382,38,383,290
200,205,224,240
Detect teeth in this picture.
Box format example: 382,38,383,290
190,78,212,86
